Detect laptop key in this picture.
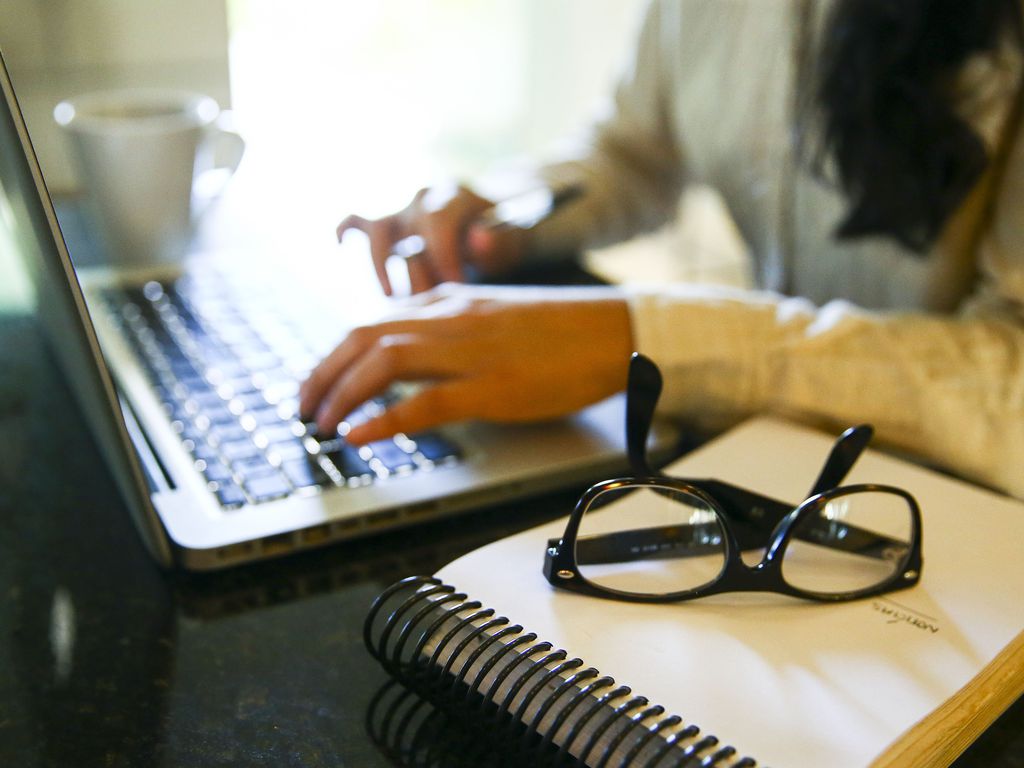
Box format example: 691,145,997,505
189,390,227,411
204,404,239,426
166,403,192,425
220,439,262,462
260,423,303,444
201,460,234,483
192,444,221,464
213,481,247,509
367,440,415,473
231,391,270,411
410,432,462,463
268,439,308,462
169,358,199,380
232,455,277,479
241,352,281,373
243,472,291,503
249,406,287,426
224,374,259,395
275,397,300,420
204,360,249,381
178,373,210,393
323,444,374,479
209,423,250,444
280,458,332,489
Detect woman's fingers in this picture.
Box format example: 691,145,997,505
311,333,480,435
346,379,491,444
337,213,399,296
335,213,366,242
299,285,634,445
465,222,528,275
337,190,427,296
336,185,500,297
418,186,493,284
299,306,472,418
404,248,439,295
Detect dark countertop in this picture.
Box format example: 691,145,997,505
1,309,1023,768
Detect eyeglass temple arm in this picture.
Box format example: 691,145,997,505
626,353,662,477
684,482,899,557
807,424,874,498
557,518,907,567
552,483,785,565
686,480,792,533
555,481,794,566
546,526,724,565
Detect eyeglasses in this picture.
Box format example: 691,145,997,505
543,354,923,603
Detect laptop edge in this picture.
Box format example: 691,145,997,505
0,49,174,566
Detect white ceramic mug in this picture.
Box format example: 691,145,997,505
54,89,245,267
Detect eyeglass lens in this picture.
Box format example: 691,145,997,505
781,488,914,596
574,484,728,596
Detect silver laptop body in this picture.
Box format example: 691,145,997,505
0,50,675,570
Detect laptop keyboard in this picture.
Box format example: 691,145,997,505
104,278,462,509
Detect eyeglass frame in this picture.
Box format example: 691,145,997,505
542,354,923,604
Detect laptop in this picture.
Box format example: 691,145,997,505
0,50,678,570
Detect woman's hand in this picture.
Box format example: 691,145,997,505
337,184,527,296
299,284,633,444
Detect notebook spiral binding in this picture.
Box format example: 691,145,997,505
364,575,758,768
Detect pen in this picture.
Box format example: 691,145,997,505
474,182,586,231
391,183,586,261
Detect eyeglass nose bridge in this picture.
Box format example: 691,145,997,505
711,532,792,594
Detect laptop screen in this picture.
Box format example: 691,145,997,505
0,50,174,564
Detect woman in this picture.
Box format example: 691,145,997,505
300,0,1024,498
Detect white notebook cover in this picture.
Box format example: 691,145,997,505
436,417,1024,767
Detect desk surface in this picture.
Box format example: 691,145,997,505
1,309,1023,768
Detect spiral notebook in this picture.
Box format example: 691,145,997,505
364,417,1024,767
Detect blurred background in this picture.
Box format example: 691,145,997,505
0,0,749,310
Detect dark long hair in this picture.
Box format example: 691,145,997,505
810,0,1023,253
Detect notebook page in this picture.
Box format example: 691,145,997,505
436,417,1024,768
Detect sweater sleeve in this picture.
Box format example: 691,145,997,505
523,0,687,260
624,60,1024,500
627,275,1024,499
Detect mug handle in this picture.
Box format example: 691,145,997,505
192,110,246,214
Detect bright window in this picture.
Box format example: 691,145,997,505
224,1,646,243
